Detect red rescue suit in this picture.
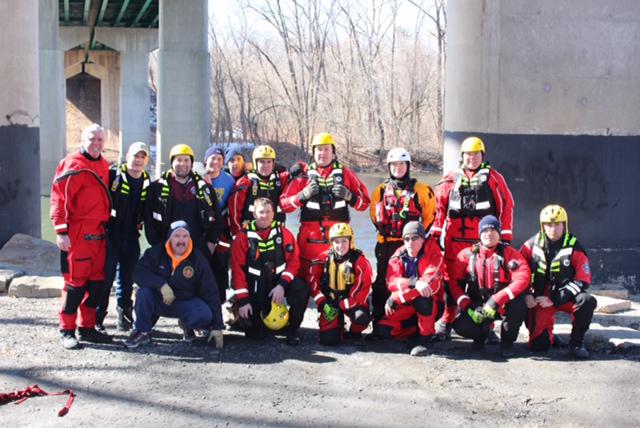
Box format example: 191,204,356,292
377,237,444,339
433,163,514,324
50,150,110,330
280,162,370,283
309,248,373,344
228,170,290,237
520,233,595,350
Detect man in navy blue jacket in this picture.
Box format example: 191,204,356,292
125,220,224,348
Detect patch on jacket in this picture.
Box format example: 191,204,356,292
183,266,194,279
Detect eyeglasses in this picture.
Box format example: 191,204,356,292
403,235,421,242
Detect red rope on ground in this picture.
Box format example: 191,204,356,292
0,384,75,417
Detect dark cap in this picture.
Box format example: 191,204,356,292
402,221,425,238
478,215,501,234
204,145,225,162
167,220,190,240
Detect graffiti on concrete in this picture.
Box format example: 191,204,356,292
0,179,21,206
501,153,610,212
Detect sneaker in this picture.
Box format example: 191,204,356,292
486,330,500,345
571,343,590,359
434,320,453,341
500,343,516,358
78,327,113,344
178,319,196,342
95,311,107,332
125,330,151,348
60,330,81,350
409,336,433,357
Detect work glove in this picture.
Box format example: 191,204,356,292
552,285,578,307
322,303,339,322
482,298,498,320
467,307,485,325
288,161,305,178
208,330,224,349
332,184,353,202
298,180,320,202
160,284,176,306
385,296,399,315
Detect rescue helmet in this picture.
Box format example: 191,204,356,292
252,145,276,169
311,132,336,149
169,144,195,162
329,222,355,249
386,148,412,164
460,136,485,154
261,302,289,331
539,204,569,235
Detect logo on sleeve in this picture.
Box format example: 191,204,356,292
583,263,590,274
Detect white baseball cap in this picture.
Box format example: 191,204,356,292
126,141,150,158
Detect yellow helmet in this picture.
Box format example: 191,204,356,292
539,204,569,235
460,136,485,154
262,302,289,331
252,145,276,169
169,144,195,161
311,132,336,149
329,222,355,249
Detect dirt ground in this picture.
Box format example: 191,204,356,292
1,295,638,427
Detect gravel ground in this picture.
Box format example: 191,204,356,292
1,295,639,427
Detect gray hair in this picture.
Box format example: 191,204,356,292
81,123,104,146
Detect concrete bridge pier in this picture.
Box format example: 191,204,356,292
0,0,40,246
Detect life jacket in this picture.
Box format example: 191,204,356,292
464,243,509,301
151,170,216,230
109,163,150,221
240,172,285,224
300,161,350,222
245,220,287,289
447,163,497,219
320,249,363,301
528,232,577,296
375,178,421,238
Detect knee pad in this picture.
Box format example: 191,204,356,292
349,308,371,326
62,285,86,314
413,297,434,316
575,293,597,312
83,281,105,308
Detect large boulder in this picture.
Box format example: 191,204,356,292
8,275,64,298
0,268,25,293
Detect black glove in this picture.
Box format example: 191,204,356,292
332,184,353,202
275,163,287,174
288,161,304,178
298,180,320,202
552,281,581,307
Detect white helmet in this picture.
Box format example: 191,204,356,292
386,147,411,164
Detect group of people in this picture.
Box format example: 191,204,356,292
50,124,597,360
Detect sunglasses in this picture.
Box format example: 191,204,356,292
403,235,421,242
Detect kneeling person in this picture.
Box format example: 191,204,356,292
125,221,224,348
448,215,530,357
520,205,596,359
376,221,444,356
230,198,309,346
309,223,373,346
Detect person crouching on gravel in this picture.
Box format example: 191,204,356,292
125,220,224,349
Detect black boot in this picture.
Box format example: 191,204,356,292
78,327,113,344
95,311,107,332
117,305,133,332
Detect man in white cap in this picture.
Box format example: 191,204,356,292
125,220,224,349
96,142,151,332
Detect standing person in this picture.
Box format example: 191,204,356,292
230,198,309,345
280,132,370,283
369,148,436,325
447,215,529,357
50,123,113,349
376,221,444,356
520,205,597,359
145,144,221,259
309,223,373,346
228,145,290,237
96,142,151,332
225,146,248,182
432,136,515,339
125,221,224,349
203,145,235,303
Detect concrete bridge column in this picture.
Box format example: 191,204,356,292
156,0,211,175
444,0,640,289
0,0,40,245
39,0,66,196
95,28,158,161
